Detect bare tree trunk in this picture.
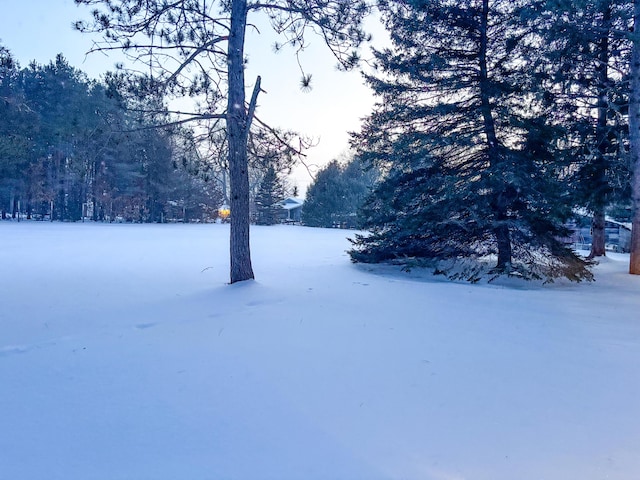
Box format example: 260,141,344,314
588,0,611,258
227,0,254,283
479,0,512,270
630,0,640,274
10,194,17,219
221,169,229,205
589,208,607,258
589,0,612,259
91,161,99,222
495,223,513,269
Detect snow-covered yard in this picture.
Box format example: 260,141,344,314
1,222,639,480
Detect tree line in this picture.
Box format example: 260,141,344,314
0,47,299,225
302,155,375,229
0,49,225,222
4,0,640,283
304,0,640,282
71,0,369,282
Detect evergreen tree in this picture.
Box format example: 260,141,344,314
629,0,640,274
255,165,284,225
19,55,94,221
0,48,207,223
0,46,35,219
166,130,225,222
350,0,592,282
542,0,631,258
303,156,374,228
302,161,344,228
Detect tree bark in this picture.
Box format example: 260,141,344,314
479,0,512,270
589,208,607,258
630,0,640,274
227,0,255,283
589,0,612,259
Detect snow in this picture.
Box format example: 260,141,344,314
1,222,639,480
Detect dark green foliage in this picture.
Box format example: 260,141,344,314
607,201,634,221
540,0,631,257
350,0,593,282
0,46,220,222
302,156,374,228
0,47,36,219
255,165,285,225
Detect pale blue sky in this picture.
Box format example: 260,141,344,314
0,1,382,192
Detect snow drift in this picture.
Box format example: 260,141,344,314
1,222,639,480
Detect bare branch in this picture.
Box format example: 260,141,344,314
252,114,309,158
165,36,230,86
245,75,263,134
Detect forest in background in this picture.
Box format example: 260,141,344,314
3,0,640,282
0,49,299,224
0,50,225,222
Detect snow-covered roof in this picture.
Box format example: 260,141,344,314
605,217,632,231
572,210,632,231
279,197,304,210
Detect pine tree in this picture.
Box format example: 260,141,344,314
302,161,344,228
255,165,284,225
629,0,640,274
542,0,631,259
0,44,218,223
75,0,370,283
19,55,97,221
350,0,592,282
303,156,374,228
0,46,35,219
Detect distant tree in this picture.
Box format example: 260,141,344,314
167,129,225,222
303,156,373,228
342,155,377,225
75,0,371,283
9,57,178,222
629,0,640,274
350,0,592,282
167,167,224,222
255,165,285,225
542,0,631,259
19,55,97,221
189,125,301,216
0,46,35,219
302,161,344,228
0,46,226,224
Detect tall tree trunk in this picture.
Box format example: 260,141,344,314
91,160,99,222
589,208,607,258
10,193,17,219
630,0,640,274
479,0,511,270
227,0,254,283
590,0,612,259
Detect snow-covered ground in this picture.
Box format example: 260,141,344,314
1,222,639,480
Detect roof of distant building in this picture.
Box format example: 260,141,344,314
279,197,304,210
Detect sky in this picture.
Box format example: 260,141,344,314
0,0,385,194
